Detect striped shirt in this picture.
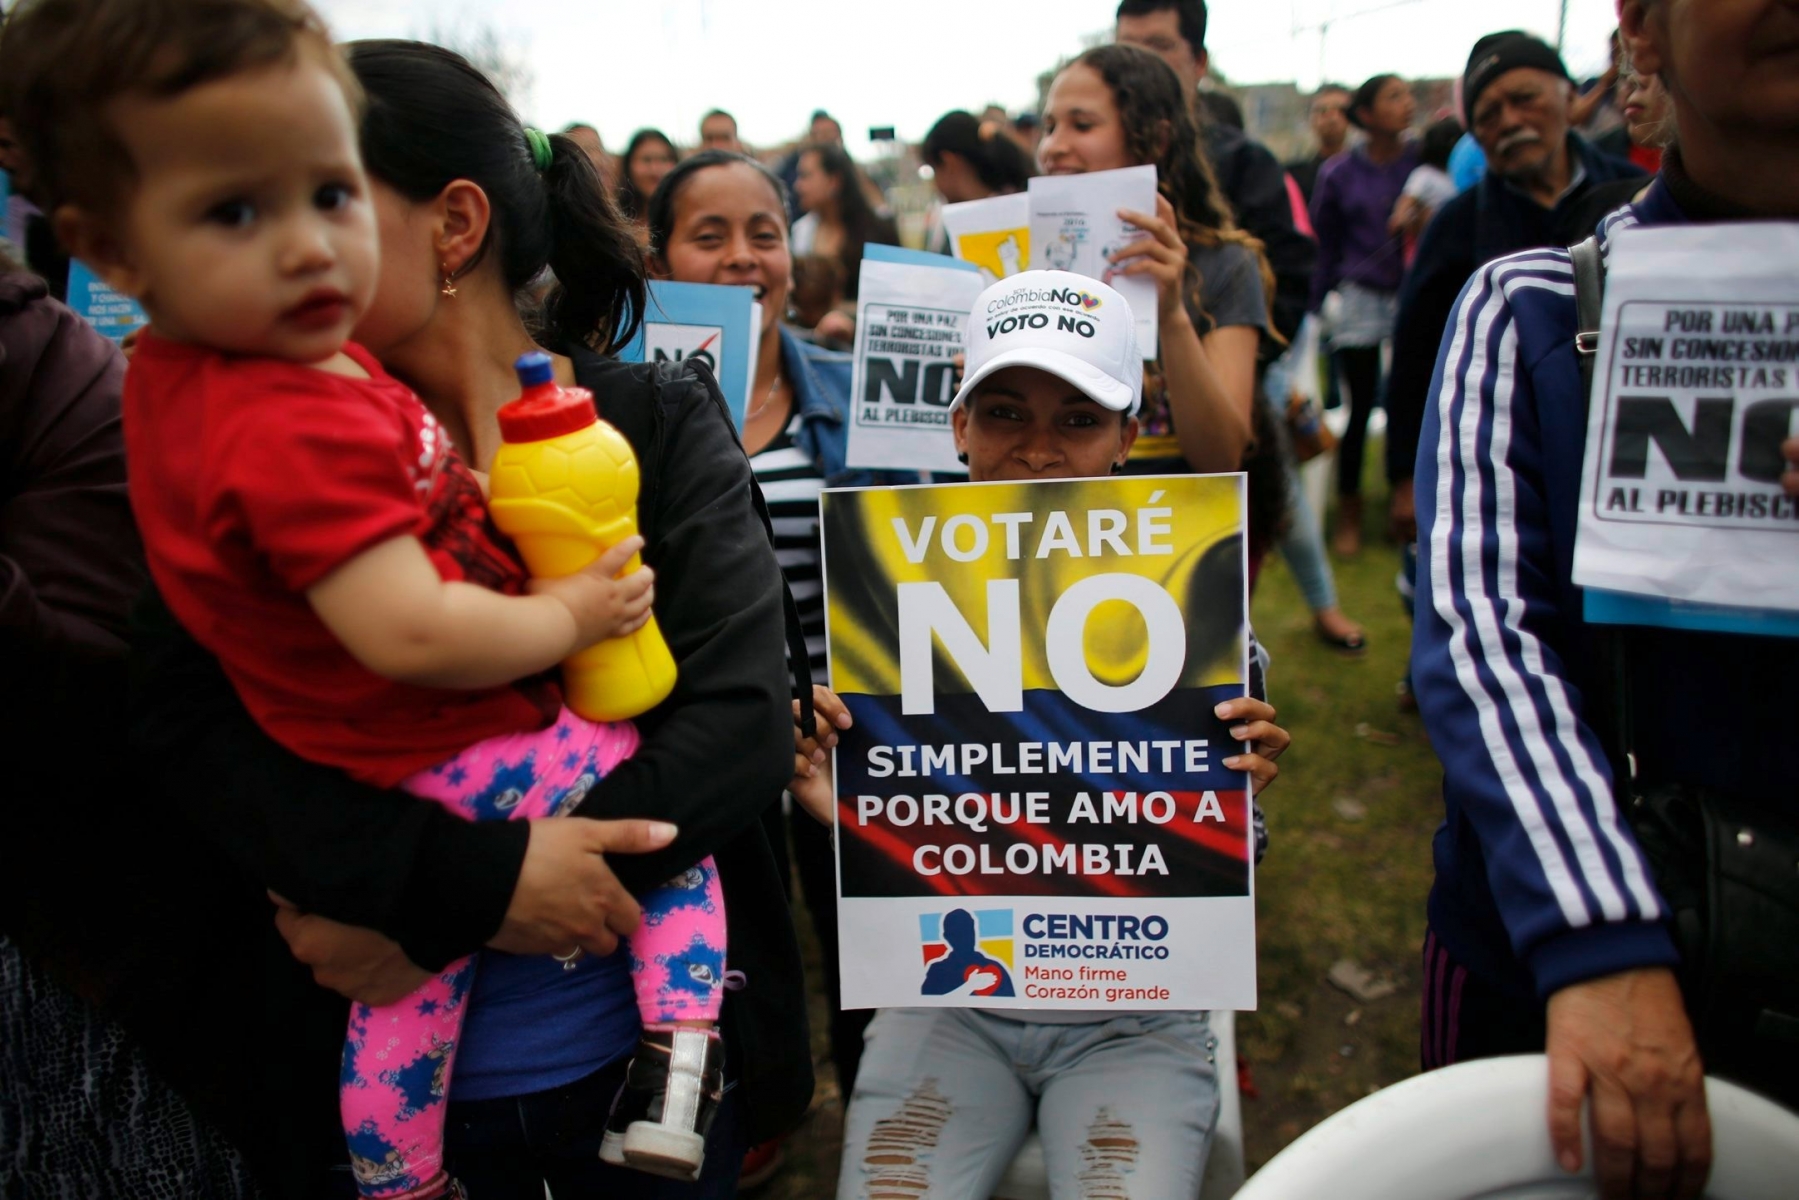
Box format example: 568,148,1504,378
751,415,828,678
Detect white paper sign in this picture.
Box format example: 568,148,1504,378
1572,224,1799,613
846,258,985,473
943,193,1030,285
1027,166,1159,359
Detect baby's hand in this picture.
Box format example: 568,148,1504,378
531,535,655,649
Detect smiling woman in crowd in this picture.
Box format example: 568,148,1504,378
646,149,924,1106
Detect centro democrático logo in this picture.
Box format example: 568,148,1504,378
919,908,1015,997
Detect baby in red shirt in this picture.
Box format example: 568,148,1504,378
10,0,726,1194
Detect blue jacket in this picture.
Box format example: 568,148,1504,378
1412,177,1799,1001
781,324,932,488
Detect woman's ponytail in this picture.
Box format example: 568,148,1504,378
346,39,645,355
539,132,645,354
922,110,1035,194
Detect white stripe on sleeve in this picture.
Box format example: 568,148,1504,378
1430,260,1594,929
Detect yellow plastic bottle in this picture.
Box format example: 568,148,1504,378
488,352,676,721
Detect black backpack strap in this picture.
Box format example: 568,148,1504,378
1570,235,1606,410
741,452,818,741
1567,235,1635,788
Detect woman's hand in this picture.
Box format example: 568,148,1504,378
789,685,852,826
1783,436,1799,498
1216,697,1291,795
1109,194,1192,324
271,894,433,1007
488,817,677,957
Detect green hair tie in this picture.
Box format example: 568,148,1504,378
524,126,553,173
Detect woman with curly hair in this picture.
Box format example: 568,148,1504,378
1038,43,1279,483
1038,43,1290,583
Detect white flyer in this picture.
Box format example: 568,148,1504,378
1572,223,1799,613
1027,165,1159,359
942,193,1030,285
846,257,986,473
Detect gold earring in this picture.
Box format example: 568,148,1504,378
441,264,458,298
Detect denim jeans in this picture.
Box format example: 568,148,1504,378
837,1008,1219,1200
1261,322,1338,614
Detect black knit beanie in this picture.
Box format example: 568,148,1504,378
1462,31,1571,125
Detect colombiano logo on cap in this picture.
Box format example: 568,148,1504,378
951,270,1141,415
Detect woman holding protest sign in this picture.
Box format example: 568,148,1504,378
803,271,1290,1200
1037,44,1275,479
1412,2,1799,1194
645,149,921,1106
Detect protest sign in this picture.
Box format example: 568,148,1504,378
845,256,985,474
865,243,982,274
1572,225,1799,630
943,193,1030,285
1027,166,1158,359
618,281,759,428
821,474,1255,1011
66,260,148,342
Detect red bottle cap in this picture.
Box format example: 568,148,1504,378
498,383,598,443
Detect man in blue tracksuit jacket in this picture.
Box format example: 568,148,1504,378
1412,2,1799,1195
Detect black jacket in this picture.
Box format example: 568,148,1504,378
1203,123,1317,348
0,272,153,989
1384,135,1644,484
128,354,811,1196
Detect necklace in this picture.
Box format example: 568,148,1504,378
745,370,784,424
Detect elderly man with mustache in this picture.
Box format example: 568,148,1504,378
1381,31,1643,545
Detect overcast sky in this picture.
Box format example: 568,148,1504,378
316,0,1624,158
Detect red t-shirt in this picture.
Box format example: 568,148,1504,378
124,333,560,786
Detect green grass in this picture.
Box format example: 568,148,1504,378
753,477,1448,1192
1234,492,1444,1166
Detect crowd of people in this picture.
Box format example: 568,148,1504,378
1,0,1795,1199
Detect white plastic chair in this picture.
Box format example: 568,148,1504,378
1232,1055,1799,1200
991,1010,1243,1200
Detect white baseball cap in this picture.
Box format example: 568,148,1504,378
950,270,1142,415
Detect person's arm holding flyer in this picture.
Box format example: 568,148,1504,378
1109,193,1257,472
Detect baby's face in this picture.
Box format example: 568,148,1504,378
106,51,376,362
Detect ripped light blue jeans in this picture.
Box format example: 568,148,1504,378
836,1008,1219,1200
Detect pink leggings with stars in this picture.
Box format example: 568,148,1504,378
338,708,727,1200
